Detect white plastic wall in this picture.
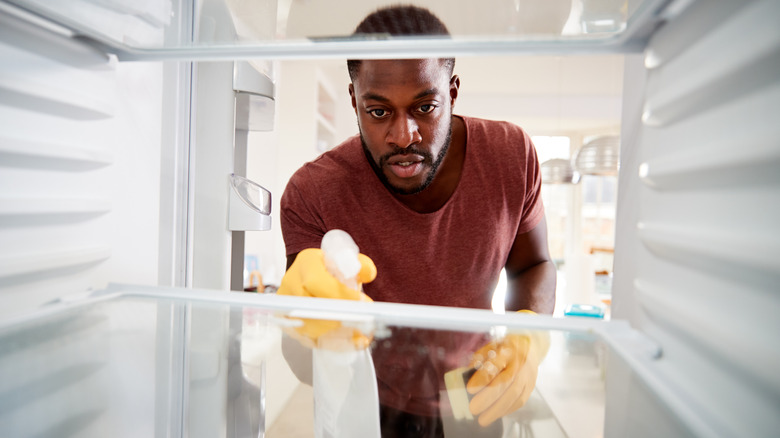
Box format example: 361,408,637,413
0,11,166,320
609,0,780,436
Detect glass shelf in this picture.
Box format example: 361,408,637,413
2,0,671,60
0,283,655,438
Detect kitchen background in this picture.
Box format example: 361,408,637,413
233,0,626,317
215,0,626,318
243,54,624,317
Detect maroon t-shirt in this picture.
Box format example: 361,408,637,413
280,115,544,416
281,116,544,308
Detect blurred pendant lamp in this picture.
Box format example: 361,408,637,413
541,158,579,184
574,135,620,176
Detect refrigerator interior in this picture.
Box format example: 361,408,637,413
0,0,778,437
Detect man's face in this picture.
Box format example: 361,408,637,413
350,59,458,195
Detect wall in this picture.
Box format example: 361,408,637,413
0,11,169,438
0,16,165,320
609,1,780,435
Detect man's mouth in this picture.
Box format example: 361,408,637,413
386,154,425,179
388,160,423,178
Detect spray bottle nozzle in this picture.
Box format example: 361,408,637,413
321,229,362,291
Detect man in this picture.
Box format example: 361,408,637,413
278,5,556,436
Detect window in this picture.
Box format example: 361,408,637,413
533,136,571,163
535,136,572,263
580,174,617,271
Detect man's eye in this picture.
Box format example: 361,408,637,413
419,104,435,114
369,109,388,118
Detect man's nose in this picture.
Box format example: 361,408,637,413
387,114,422,148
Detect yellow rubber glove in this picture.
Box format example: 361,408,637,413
277,248,377,349
466,310,550,427
278,248,377,300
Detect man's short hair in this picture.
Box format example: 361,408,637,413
347,5,455,81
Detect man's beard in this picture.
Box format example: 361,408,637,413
360,126,452,196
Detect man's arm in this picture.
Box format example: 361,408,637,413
503,217,556,314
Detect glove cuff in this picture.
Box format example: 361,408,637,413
514,309,551,360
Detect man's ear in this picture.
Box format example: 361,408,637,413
349,83,357,113
449,75,460,107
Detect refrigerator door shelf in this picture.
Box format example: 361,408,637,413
234,61,275,132
233,61,273,98
229,174,271,231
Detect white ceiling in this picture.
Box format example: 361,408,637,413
452,54,624,134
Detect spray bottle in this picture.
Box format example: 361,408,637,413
312,229,380,438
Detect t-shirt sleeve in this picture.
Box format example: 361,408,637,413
280,170,327,256
516,130,545,235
